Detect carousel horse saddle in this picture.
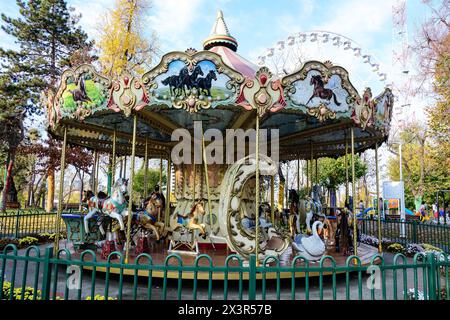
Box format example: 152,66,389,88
176,214,190,225
143,210,157,222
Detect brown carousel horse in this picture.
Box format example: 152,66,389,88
306,75,341,106
169,201,207,239
136,193,168,240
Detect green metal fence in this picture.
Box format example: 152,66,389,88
1,245,448,300
0,210,65,238
362,218,450,253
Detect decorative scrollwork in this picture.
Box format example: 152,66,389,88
306,104,337,122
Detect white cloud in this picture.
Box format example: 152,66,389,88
69,0,114,41
147,0,205,51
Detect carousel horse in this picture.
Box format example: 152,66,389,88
306,74,341,106
300,185,326,233
169,201,207,239
82,190,108,235
101,178,129,232
335,208,357,255
136,192,168,240
288,189,301,237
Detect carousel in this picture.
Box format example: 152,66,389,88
46,11,393,279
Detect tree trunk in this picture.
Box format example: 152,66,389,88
46,168,55,212
0,151,14,212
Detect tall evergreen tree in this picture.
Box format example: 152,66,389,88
0,0,94,211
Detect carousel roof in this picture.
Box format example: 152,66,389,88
45,10,394,161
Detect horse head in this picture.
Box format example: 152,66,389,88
310,75,323,87
193,65,204,77
191,200,205,216
114,178,128,194
209,70,217,81
162,77,170,86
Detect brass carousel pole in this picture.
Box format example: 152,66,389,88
345,132,349,205
92,150,97,194
315,158,318,185
110,130,116,196
157,156,163,222
375,142,382,253
54,126,67,254
255,112,260,264
310,140,313,194
165,156,171,227
143,139,149,195
95,152,100,194
201,132,214,236
125,115,138,264
297,158,300,191
351,127,358,257
306,160,309,192
270,175,275,224
159,157,163,189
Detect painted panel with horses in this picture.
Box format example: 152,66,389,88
51,64,112,125
282,61,359,122
142,51,245,113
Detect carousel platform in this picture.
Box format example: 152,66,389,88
66,240,379,280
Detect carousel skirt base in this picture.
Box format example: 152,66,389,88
68,241,379,280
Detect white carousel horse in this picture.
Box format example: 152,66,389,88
291,220,325,261
82,190,108,235
169,201,207,238
136,192,167,240
101,178,129,232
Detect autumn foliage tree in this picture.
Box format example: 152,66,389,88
19,139,94,211
97,0,159,78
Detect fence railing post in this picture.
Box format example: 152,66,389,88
248,254,256,300
412,221,418,244
41,246,53,300
426,252,438,300
13,210,20,239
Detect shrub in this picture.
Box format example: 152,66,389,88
85,294,116,300
405,244,424,257
18,237,38,248
2,281,42,300
421,244,443,252
387,243,404,254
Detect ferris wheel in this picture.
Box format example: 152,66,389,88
256,30,390,94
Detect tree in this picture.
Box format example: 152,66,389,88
0,0,94,211
387,123,450,210
133,167,166,199
20,139,94,211
96,0,159,78
315,155,367,207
